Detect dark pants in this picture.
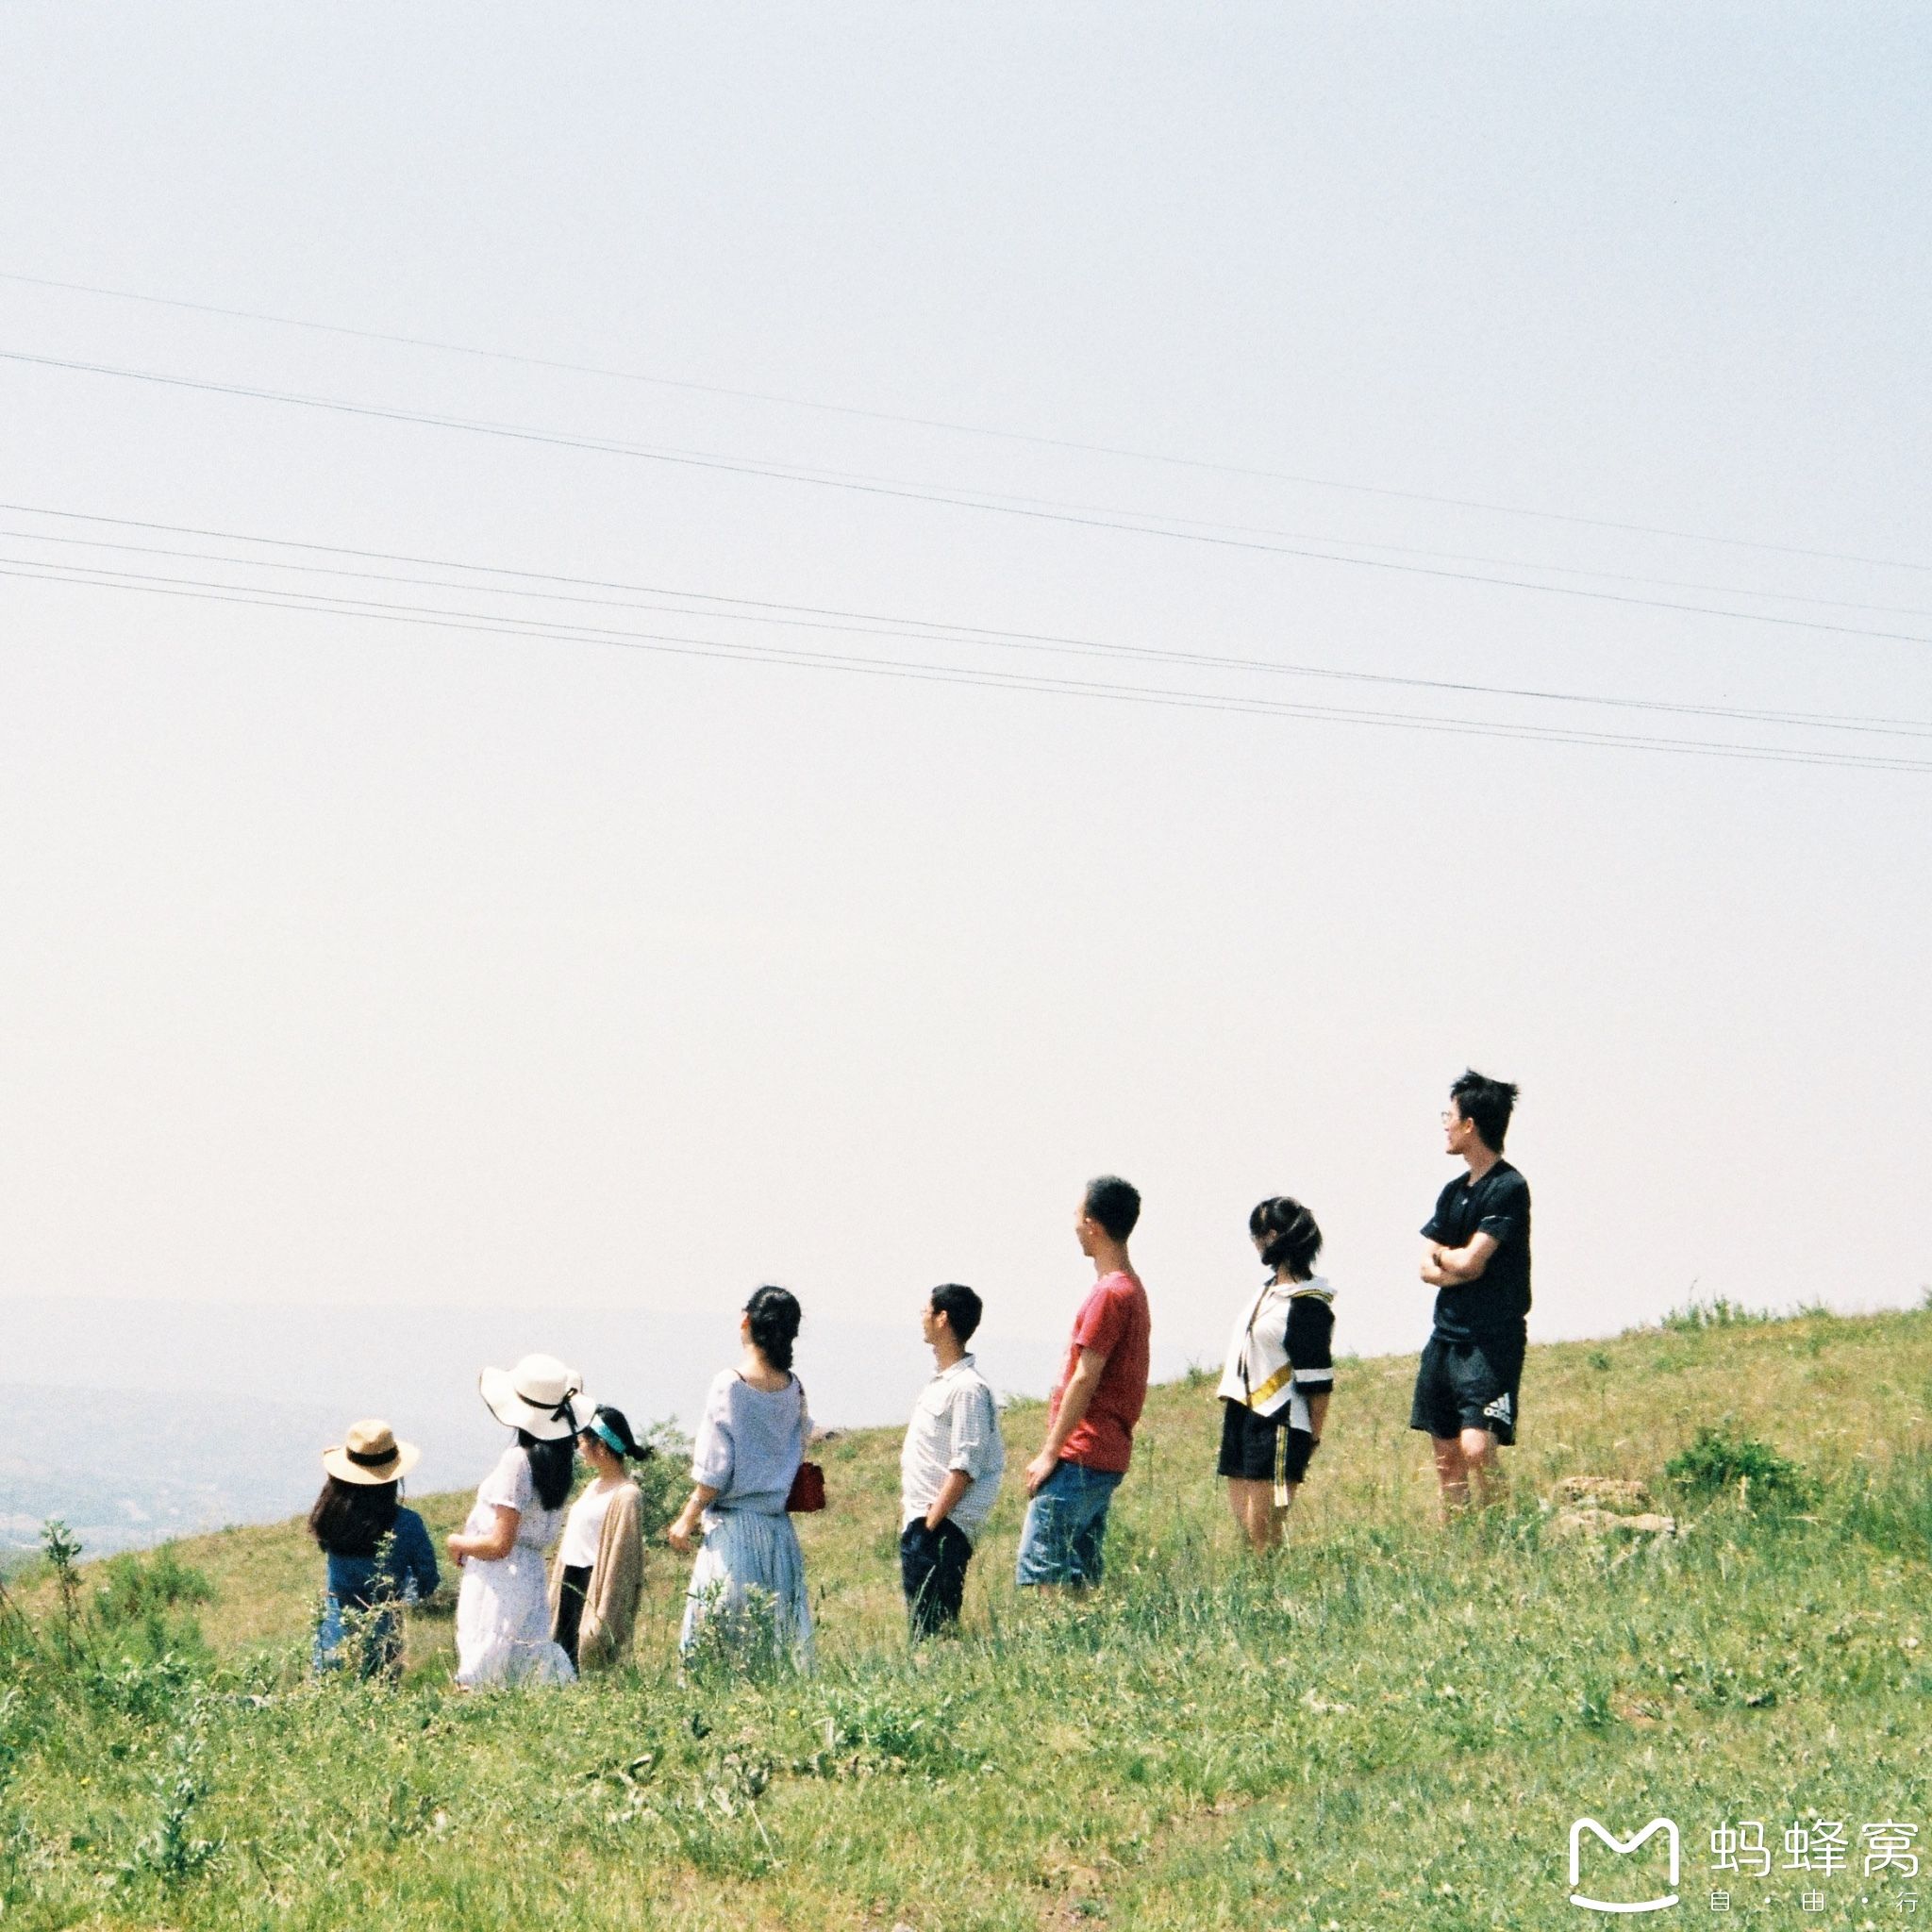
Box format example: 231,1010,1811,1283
553,1564,591,1667
899,1518,973,1637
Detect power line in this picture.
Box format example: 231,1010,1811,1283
14,303,1928,623
7,347,1932,652
6,265,1926,578
18,499,1921,648
8,558,1928,774
5,511,1928,741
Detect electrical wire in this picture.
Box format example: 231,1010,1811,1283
8,558,1929,774
5,265,1926,578
7,348,1932,650
4,514,1928,741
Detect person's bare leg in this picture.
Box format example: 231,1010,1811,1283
1431,1435,1470,1522
1227,1477,1257,1545
1459,1426,1505,1508
1226,1478,1275,1554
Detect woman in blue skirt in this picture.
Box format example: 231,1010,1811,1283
667,1286,813,1668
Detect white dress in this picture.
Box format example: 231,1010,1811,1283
454,1446,575,1688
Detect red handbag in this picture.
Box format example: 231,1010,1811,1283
785,1379,825,1512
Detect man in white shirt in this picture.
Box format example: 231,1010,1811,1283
900,1283,1006,1638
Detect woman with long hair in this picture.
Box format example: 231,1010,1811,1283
1215,1196,1336,1553
549,1404,652,1672
666,1286,814,1667
447,1354,584,1687
309,1420,439,1677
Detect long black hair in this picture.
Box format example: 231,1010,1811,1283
517,1429,576,1511
744,1284,802,1373
1249,1195,1324,1280
308,1476,400,1557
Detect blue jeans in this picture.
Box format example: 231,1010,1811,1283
1014,1460,1124,1588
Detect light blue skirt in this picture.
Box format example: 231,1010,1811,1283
679,1507,813,1668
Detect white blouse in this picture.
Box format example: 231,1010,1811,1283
558,1478,620,1569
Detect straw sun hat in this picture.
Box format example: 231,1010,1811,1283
478,1353,592,1441
322,1420,421,1487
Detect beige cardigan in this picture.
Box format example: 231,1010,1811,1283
547,1480,643,1671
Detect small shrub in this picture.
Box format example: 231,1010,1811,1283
86,1650,200,1722
92,1550,213,1628
312,1531,410,1683
633,1422,694,1543
77,1549,214,1693
40,1521,84,1652
680,1583,800,1682
120,1726,219,1888
1665,1425,1810,1507
601,1746,777,1876
811,1686,978,1775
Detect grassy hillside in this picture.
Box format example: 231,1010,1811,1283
5,1305,1930,1929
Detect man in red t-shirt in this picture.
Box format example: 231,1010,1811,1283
1015,1174,1151,1591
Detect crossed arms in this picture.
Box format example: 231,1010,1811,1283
1420,1231,1499,1288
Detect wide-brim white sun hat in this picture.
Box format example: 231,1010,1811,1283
478,1354,592,1441
322,1419,421,1486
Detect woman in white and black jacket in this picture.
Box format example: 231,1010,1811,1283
1215,1195,1335,1553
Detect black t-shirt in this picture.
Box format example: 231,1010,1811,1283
1422,1159,1531,1344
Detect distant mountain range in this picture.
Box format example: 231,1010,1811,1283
0,1381,349,1558
2,1295,1195,1556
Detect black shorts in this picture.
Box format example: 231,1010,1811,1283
1409,1333,1524,1446
1218,1399,1319,1486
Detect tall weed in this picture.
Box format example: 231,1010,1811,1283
1837,1447,1932,1557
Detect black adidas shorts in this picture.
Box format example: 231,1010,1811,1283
1218,1398,1319,1486
1409,1333,1524,1446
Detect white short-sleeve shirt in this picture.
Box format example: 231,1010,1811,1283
558,1479,619,1569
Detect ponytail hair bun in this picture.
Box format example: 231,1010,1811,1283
744,1284,803,1372
1248,1196,1323,1279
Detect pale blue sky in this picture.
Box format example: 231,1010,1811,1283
2,6,1927,1395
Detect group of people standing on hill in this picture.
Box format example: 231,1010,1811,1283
306,1381,658,1685
305,1066,1531,1678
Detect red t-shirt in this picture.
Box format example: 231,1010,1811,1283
1050,1270,1152,1473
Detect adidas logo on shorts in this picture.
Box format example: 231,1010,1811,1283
1483,1391,1513,1424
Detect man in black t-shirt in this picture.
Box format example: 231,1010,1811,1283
1409,1068,1531,1518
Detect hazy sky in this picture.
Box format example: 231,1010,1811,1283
3,6,1928,1389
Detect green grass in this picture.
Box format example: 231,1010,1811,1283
4,1306,1930,1929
